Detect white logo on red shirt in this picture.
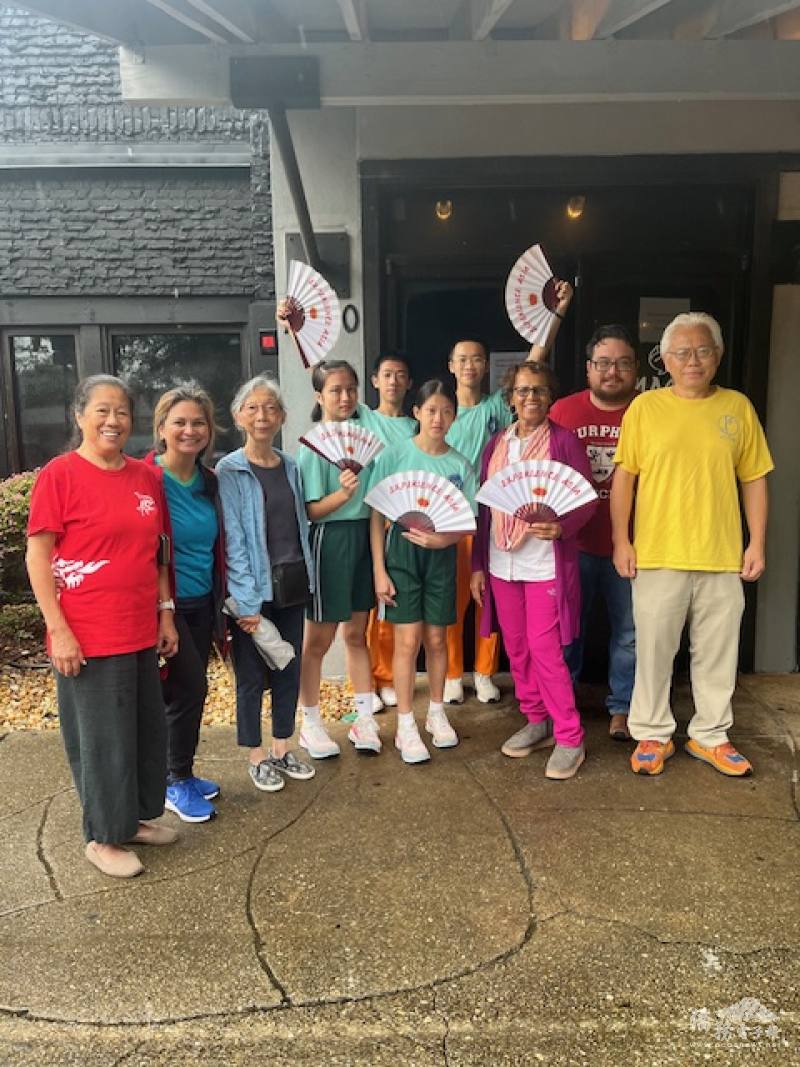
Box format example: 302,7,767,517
134,492,156,517
586,445,617,485
52,557,110,591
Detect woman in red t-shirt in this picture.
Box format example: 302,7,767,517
26,375,179,879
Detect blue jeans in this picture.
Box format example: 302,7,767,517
565,552,635,715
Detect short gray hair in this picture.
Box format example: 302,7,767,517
230,375,285,420
661,312,724,357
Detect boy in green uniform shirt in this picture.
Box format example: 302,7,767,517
444,279,574,705
358,354,416,711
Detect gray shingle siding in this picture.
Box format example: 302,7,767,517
0,6,274,299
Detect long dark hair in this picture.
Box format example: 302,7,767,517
412,378,457,415
310,360,359,422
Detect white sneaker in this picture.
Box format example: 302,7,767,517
425,707,459,749
395,721,431,764
299,720,341,759
443,677,464,705
379,686,398,707
474,673,500,703
348,717,382,754
371,691,385,714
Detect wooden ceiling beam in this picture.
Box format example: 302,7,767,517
470,0,517,40
182,0,255,43
705,0,800,37
591,0,678,37
143,0,229,44
337,0,369,41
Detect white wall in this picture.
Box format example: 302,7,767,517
755,284,800,673
271,108,362,451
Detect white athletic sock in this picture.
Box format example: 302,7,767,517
428,701,444,715
302,705,321,726
354,692,374,722
397,711,415,731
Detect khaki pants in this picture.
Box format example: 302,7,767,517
629,569,744,747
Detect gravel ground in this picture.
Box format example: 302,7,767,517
0,644,355,733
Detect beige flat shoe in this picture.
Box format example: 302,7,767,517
85,842,144,879
128,821,179,846
609,714,631,741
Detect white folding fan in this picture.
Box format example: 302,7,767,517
299,421,383,473
505,243,559,348
476,460,597,524
366,471,476,533
281,260,341,368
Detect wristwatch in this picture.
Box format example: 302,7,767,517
158,599,176,612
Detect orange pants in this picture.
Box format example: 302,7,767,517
446,535,499,679
368,610,394,687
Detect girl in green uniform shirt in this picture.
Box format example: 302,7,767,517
368,380,477,764
296,360,376,760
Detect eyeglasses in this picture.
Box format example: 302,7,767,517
665,346,718,363
589,358,636,373
513,386,550,399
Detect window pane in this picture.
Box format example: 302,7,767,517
112,333,242,460
10,335,78,468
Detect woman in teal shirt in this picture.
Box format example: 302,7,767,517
146,384,227,824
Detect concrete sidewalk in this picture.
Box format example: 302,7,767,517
1,676,799,1065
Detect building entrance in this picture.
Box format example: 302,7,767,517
365,159,766,671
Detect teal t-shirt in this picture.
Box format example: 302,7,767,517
369,437,478,515
445,391,512,471
296,440,371,522
356,403,416,447
158,461,217,599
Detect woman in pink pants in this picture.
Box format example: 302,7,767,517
471,362,597,779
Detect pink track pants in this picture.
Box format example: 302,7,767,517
490,575,583,748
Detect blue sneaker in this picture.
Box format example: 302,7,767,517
165,779,215,823
190,774,220,800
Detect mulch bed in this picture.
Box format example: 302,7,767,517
0,635,354,733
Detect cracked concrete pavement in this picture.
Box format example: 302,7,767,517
1,675,799,1064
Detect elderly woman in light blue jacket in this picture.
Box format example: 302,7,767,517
217,375,316,794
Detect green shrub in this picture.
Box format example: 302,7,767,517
0,471,37,597
0,602,44,640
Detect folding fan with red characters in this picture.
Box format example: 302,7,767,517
280,260,341,368
366,471,476,533
299,421,383,474
476,460,596,523
504,243,560,348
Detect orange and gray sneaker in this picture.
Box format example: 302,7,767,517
630,738,675,775
685,739,753,777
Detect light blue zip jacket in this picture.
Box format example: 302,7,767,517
216,447,314,617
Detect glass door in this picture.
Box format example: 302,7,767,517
3,332,79,472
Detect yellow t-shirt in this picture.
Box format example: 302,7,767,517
614,387,773,572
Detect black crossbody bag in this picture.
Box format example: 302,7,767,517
271,558,311,609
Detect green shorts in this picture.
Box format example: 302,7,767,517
308,518,375,623
384,524,457,626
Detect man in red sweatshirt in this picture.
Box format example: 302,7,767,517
549,325,638,740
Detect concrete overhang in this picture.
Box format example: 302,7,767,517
116,39,800,108
10,1,800,108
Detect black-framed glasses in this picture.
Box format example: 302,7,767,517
589,358,636,373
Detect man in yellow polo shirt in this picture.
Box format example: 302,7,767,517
611,312,773,777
